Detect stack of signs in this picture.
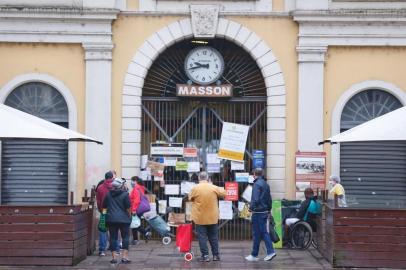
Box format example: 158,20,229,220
225,182,238,201
207,153,220,173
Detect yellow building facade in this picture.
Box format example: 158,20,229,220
0,0,405,213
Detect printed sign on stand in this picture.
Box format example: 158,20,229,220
225,182,239,201
218,122,249,161
295,151,326,200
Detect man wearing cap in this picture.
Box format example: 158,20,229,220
329,175,347,207
245,168,276,262
189,172,226,262
95,171,114,256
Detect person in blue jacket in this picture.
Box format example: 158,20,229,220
245,168,276,262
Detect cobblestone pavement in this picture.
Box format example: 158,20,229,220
0,241,332,270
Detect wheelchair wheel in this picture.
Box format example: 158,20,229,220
291,221,313,250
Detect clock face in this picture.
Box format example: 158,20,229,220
184,46,224,85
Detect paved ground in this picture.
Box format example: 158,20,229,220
0,241,332,270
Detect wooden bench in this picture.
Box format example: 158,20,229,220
0,204,94,266
316,203,406,268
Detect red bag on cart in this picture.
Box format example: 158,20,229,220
176,223,193,253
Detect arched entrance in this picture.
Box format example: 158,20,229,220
141,38,266,239
121,18,287,200
1,82,69,205
340,89,406,206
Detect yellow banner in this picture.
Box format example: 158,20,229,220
218,149,244,161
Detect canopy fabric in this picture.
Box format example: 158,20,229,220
0,103,102,144
321,106,406,144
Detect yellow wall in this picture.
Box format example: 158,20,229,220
112,15,299,198
126,0,138,11
324,46,406,179
273,0,285,12
0,43,86,202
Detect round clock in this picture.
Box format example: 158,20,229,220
184,46,224,85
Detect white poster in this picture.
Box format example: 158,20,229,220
207,163,220,173
168,197,183,208
218,122,250,161
141,155,148,169
235,172,249,183
187,161,200,173
219,200,233,220
158,200,167,214
238,201,245,212
140,170,151,181
181,181,196,195
231,161,245,171
207,153,220,164
165,184,179,195
164,157,177,166
242,185,253,202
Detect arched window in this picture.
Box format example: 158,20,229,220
340,89,406,207
1,82,69,205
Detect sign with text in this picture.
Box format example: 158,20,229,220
183,147,198,157
150,143,184,157
295,151,326,199
225,182,239,201
218,122,250,161
176,84,233,98
252,149,265,169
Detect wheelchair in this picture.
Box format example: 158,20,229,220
285,217,317,250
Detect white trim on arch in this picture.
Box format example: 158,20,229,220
0,73,79,203
330,80,406,176
121,18,287,198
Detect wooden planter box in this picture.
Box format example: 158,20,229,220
317,203,406,268
0,205,95,266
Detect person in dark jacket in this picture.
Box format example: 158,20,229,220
245,168,276,262
102,178,132,264
285,187,316,226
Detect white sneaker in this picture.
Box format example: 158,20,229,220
245,255,259,262
264,253,276,261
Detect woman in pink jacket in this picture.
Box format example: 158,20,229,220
129,176,150,245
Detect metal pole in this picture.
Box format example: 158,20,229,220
202,104,207,171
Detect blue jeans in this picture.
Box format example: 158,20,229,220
196,224,219,257
251,212,275,257
99,230,108,252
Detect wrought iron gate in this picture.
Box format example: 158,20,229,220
140,37,267,240
141,98,266,240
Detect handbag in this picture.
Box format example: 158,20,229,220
98,212,107,232
136,190,151,215
130,215,141,229
239,202,251,220
267,215,280,243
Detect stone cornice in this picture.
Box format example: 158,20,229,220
294,9,406,22
0,7,119,19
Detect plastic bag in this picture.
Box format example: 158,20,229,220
267,215,280,243
130,215,141,229
98,212,107,232
239,202,251,220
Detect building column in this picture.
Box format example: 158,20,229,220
83,42,114,189
297,45,327,151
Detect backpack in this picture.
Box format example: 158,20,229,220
304,199,321,221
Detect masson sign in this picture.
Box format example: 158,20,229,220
176,84,233,98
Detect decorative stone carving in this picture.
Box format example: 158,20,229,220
190,5,219,38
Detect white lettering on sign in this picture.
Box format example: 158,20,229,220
176,84,233,97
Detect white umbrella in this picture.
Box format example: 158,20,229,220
320,106,406,144
0,103,102,144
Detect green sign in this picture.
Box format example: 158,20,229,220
175,161,188,171
272,200,282,248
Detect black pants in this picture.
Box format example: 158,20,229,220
107,222,130,251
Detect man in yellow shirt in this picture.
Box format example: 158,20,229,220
189,171,226,262
329,175,347,207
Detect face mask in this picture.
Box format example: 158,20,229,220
131,181,135,188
